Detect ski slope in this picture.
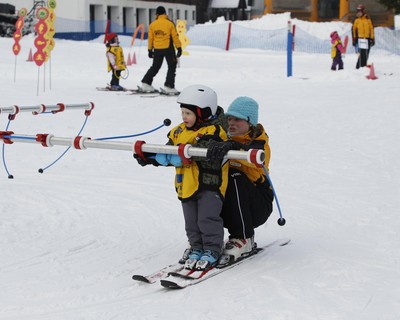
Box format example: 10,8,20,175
1,17,400,320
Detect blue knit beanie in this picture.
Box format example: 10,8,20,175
226,96,259,126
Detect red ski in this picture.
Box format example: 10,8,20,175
343,35,349,54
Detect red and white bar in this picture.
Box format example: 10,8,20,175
1,133,265,166
0,102,94,116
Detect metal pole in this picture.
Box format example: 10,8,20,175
0,103,94,115
287,21,293,77
1,133,265,165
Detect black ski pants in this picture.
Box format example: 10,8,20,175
220,169,274,239
331,55,343,70
110,70,121,86
141,48,177,88
356,48,370,69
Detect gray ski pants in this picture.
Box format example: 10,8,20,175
181,190,224,254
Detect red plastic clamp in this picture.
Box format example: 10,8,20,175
178,144,191,165
52,103,65,114
0,131,14,144
73,136,90,149
134,140,146,160
36,133,54,147
8,106,19,120
84,102,95,116
249,149,264,168
32,104,46,115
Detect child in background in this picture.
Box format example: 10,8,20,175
330,31,344,71
135,85,229,271
105,33,126,91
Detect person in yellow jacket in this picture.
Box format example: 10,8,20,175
352,4,374,69
207,97,274,262
140,6,182,94
330,31,344,71
134,85,228,271
105,33,126,91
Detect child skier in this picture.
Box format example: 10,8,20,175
330,31,344,71
105,33,126,91
135,84,229,270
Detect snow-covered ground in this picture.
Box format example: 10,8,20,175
1,15,399,320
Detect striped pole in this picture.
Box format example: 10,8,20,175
0,132,265,166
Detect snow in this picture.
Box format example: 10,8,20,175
209,13,352,39
1,14,400,320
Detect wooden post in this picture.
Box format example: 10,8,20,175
264,0,272,14
310,0,318,22
225,22,232,51
339,0,350,20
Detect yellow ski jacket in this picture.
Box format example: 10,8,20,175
331,39,343,58
148,14,181,50
228,124,271,186
352,15,374,40
106,45,126,72
166,107,228,201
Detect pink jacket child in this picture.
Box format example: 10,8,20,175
330,31,344,71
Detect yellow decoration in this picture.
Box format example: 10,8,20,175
44,1,57,61
176,20,190,56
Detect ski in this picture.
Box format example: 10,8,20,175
343,35,349,54
160,238,291,289
128,86,160,95
133,88,180,98
97,86,180,97
136,88,180,98
96,86,162,97
96,86,140,92
159,87,180,96
132,263,185,284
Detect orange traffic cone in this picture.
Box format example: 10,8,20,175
127,53,132,66
132,52,137,64
27,48,33,62
366,63,378,80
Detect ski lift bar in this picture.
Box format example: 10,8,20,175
0,132,265,166
0,102,94,116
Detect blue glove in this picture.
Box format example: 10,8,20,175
155,153,170,166
169,155,182,167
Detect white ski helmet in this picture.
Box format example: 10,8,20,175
177,85,218,119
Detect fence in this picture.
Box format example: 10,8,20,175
186,22,400,55
50,16,400,55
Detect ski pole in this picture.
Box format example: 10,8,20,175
96,119,171,141
262,165,286,226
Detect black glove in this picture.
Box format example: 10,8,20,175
176,47,182,58
148,49,154,59
134,152,159,167
370,38,375,47
352,38,357,46
207,141,240,162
